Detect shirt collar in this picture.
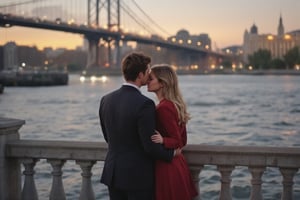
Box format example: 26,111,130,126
122,82,141,92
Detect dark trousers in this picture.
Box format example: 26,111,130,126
108,186,154,200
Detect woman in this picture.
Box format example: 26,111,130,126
147,64,198,200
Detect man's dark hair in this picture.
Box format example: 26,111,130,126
122,52,151,81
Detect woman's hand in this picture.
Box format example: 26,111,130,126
151,130,164,144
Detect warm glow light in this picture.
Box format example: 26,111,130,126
187,39,192,44
249,66,253,70
284,34,291,40
171,38,176,42
296,65,300,70
211,64,215,69
139,31,144,35
267,35,274,40
190,65,198,70
205,45,209,49
178,39,183,44
156,46,161,51
67,19,75,25
197,41,201,46
171,65,178,71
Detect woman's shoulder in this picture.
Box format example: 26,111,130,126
157,99,176,111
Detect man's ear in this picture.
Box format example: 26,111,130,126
137,71,143,80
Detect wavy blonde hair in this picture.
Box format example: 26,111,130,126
151,64,190,124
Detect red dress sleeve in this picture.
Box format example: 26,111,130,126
156,100,186,149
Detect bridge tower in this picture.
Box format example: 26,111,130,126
86,0,121,69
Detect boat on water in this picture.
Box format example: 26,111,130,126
0,84,4,94
0,70,69,86
81,67,122,77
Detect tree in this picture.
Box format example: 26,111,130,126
248,49,271,69
220,59,232,69
270,58,286,69
283,46,300,69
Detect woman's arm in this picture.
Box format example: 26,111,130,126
154,102,182,148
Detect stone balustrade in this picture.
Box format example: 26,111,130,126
1,117,300,200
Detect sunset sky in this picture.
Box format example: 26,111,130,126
0,0,299,50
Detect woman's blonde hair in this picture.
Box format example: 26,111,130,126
151,64,190,124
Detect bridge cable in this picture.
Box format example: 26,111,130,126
0,0,44,8
131,0,171,37
120,1,157,35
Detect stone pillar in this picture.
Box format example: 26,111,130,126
85,35,100,68
189,165,203,200
280,168,298,200
76,160,96,200
0,117,25,200
249,167,265,200
218,165,234,200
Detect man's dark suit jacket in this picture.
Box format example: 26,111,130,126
99,85,173,190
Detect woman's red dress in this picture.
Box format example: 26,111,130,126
155,99,198,200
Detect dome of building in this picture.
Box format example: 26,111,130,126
176,29,190,39
250,24,258,34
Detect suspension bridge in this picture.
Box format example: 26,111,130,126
0,0,227,73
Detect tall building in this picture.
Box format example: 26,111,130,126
3,42,18,70
243,15,300,63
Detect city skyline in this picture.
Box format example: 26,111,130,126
0,0,299,50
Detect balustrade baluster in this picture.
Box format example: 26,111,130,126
218,165,234,200
21,158,39,200
249,166,265,200
280,168,298,200
76,160,96,200
189,165,203,200
47,159,66,200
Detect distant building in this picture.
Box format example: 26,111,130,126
167,29,212,50
3,42,18,70
221,45,243,56
2,42,47,70
221,45,244,67
18,45,46,67
243,15,300,63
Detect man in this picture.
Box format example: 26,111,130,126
99,52,176,200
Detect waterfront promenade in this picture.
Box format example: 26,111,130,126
1,117,300,200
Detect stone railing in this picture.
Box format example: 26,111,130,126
1,117,300,200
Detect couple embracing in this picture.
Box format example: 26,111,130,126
99,52,198,200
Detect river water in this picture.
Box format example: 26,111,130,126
1,74,300,199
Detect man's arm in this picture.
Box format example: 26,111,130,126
138,99,174,162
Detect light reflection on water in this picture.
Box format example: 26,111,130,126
1,74,300,199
